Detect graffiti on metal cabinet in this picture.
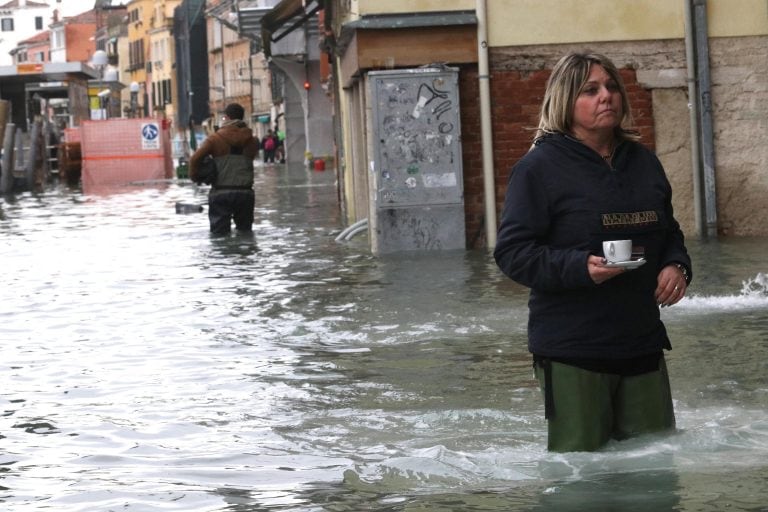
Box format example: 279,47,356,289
379,78,456,168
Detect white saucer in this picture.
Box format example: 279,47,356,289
604,257,646,269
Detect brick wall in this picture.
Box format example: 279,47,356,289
460,65,655,249
622,69,655,152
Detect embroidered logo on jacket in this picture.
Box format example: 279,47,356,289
602,210,659,228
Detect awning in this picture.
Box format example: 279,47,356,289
0,61,99,81
206,0,240,32
225,0,326,57
235,4,270,49
260,0,322,58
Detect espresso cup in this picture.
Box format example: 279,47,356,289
603,239,632,262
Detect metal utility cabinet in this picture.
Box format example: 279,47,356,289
367,67,466,255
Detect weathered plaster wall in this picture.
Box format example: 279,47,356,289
617,36,768,237
706,36,768,236
652,88,695,237
487,0,683,45
484,0,768,47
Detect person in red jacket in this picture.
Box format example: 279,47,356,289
262,129,277,164
190,103,260,234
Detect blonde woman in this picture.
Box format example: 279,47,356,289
494,53,692,452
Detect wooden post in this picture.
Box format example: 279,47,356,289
0,122,14,194
0,100,9,151
25,121,40,191
14,127,24,180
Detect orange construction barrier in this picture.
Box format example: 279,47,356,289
80,118,173,193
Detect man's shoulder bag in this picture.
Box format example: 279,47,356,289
194,154,217,185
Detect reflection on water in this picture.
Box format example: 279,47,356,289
1,165,767,511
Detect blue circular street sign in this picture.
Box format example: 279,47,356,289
142,123,159,141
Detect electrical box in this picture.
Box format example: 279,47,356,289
367,67,465,255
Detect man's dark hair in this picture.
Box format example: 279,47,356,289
224,103,245,120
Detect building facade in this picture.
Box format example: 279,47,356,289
326,0,768,246
0,0,86,66
125,0,153,117
223,0,334,164
147,0,181,124
10,28,49,63
206,11,246,126
6,0,764,243
173,0,209,133
93,1,128,114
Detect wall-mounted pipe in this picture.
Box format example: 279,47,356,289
683,0,704,238
692,0,718,238
476,0,497,249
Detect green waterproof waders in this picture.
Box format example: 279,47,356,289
534,357,675,452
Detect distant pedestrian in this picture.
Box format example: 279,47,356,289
189,103,259,234
262,129,277,164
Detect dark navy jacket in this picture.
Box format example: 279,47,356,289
494,133,692,360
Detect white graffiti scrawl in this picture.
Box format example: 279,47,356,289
375,71,463,207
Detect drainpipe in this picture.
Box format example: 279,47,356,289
683,0,704,238
476,0,497,249
220,19,227,111
692,0,718,238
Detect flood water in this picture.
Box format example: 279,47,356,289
1,163,767,511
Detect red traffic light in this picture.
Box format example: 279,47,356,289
303,81,311,90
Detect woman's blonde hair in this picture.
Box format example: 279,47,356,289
535,52,639,142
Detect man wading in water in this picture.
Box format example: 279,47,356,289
190,103,260,235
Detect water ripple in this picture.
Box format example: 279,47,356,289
1,171,767,510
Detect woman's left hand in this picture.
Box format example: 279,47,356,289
655,265,687,307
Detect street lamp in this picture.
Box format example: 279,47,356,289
91,50,108,119
130,81,140,118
